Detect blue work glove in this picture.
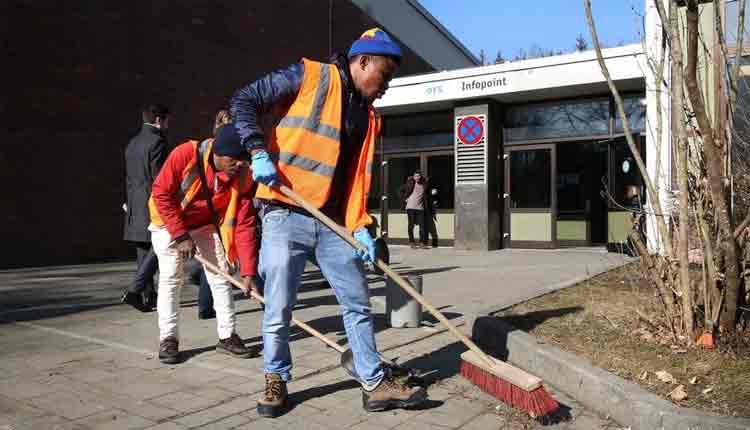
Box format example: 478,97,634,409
353,228,377,263
251,150,278,186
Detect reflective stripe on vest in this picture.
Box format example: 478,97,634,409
277,63,341,143
271,152,336,178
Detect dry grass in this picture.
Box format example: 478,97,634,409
498,263,750,418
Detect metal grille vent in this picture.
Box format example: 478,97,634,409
455,114,487,185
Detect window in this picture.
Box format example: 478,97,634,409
504,99,610,142
386,156,420,210
382,111,453,137
367,154,382,211
614,95,646,133
382,133,453,152
426,154,454,210
609,137,646,208
557,143,593,213
510,149,551,208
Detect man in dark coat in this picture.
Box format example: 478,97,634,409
122,104,170,312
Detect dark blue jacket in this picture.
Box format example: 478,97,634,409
230,54,368,153
230,54,370,215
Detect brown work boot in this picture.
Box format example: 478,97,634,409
362,374,427,412
257,373,288,418
216,333,256,358
158,336,180,364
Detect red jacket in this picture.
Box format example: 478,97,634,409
150,142,258,276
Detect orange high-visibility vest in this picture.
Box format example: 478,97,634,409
148,139,250,264
255,58,380,232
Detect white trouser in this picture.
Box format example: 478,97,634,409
150,224,236,341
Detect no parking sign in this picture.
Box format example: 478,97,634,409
457,116,484,145
454,114,487,185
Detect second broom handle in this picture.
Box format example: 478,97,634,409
194,254,346,353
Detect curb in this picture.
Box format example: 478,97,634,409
471,316,750,430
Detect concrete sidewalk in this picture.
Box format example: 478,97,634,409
0,246,630,429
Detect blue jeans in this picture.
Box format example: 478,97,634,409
259,209,383,386
198,270,214,315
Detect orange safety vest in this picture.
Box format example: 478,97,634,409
255,58,380,232
148,139,250,264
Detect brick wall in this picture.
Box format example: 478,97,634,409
1,1,434,268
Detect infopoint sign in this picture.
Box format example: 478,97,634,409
460,76,508,92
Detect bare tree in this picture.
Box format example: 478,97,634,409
584,0,747,342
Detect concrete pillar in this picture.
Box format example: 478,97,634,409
643,0,672,254
453,102,502,250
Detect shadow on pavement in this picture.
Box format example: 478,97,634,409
286,310,463,347
496,306,584,332
0,300,120,323
286,379,443,416
287,379,359,413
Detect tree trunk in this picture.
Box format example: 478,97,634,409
670,0,695,338
684,1,740,331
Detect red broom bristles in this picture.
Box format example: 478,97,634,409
460,359,559,418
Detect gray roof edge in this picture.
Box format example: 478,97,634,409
404,0,481,66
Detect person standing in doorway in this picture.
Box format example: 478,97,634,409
122,104,170,312
400,170,429,249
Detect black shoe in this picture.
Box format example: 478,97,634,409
158,336,180,364
145,292,158,310
362,375,427,412
121,291,150,312
198,309,216,320
216,333,256,358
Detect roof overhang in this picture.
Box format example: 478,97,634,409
350,0,479,69
375,44,647,115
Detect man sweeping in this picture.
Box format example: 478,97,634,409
231,28,427,417
148,124,258,364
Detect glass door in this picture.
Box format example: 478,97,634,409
504,144,557,248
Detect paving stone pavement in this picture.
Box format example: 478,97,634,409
0,246,630,429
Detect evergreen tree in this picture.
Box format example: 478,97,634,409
495,50,505,64
575,33,589,51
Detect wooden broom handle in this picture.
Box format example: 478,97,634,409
194,254,346,354
276,184,496,369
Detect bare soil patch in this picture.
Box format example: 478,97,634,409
498,263,750,418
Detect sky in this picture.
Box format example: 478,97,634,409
418,0,645,63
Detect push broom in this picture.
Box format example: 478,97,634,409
272,184,559,418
